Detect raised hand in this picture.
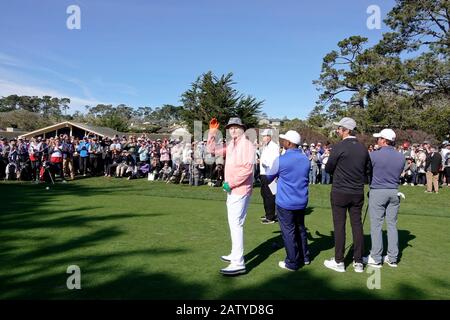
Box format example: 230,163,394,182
209,118,219,131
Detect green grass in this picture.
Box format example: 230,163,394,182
1,178,449,299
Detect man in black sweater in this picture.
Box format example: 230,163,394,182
424,143,442,193
323,117,371,273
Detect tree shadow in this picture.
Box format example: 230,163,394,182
345,229,416,265
217,266,428,300
0,181,188,299
307,230,335,263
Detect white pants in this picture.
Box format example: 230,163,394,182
226,193,251,267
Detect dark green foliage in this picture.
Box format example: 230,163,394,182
180,71,263,132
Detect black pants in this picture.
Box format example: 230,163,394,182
79,157,88,175
260,175,276,220
330,190,365,264
90,155,99,176
31,160,41,181
51,162,64,181
0,158,6,179
445,167,450,184
103,157,112,175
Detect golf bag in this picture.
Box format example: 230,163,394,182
136,163,150,179
17,161,32,181
39,161,55,184
167,164,182,184
148,170,158,181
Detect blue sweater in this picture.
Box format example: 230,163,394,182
267,148,310,210
77,142,90,158
370,146,405,189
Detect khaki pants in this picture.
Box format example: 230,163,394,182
426,171,439,192
63,158,74,179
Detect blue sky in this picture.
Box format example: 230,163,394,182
0,0,396,119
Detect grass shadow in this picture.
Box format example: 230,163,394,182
245,232,283,273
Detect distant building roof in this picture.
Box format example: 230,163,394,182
70,122,122,138
0,130,28,140
19,121,122,139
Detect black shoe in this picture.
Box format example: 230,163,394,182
261,218,277,225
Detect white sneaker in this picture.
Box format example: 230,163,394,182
353,262,364,273
411,183,415,186
384,256,398,268
278,261,296,271
362,255,382,268
323,258,345,272
220,264,246,275
403,182,407,186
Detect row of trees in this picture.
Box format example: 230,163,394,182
309,0,450,141
0,71,264,133
1,1,448,141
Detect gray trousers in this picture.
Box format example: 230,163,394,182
369,189,400,263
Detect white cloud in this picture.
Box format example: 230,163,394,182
0,79,104,112
0,52,22,68
0,51,136,111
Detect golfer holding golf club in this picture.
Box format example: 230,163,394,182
324,117,371,273
364,129,405,268
207,117,255,276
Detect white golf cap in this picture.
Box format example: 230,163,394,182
373,128,396,141
333,117,356,130
261,129,273,136
279,130,301,145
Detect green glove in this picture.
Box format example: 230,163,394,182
223,182,232,193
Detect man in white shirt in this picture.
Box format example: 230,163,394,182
259,129,280,224
441,141,450,186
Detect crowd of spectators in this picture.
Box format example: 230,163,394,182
1,133,449,190
0,134,225,186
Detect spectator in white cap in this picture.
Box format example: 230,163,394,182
363,128,405,268
259,129,280,224
324,117,371,273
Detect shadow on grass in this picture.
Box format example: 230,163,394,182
245,232,283,273
344,230,416,265
0,182,430,300
0,184,195,299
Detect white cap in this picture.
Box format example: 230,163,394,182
279,130,301,145
261,129,273,136
373,128,396,141
333,117,357,130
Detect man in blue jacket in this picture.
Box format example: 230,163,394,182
77,136,90,176
267,130,311,271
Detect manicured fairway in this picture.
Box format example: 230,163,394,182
1,178,449,299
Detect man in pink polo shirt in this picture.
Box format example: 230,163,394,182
207,117,255,276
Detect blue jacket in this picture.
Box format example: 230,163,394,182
267,148,310,210
77,141,90,158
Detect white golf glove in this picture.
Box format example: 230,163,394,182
397,192,405,199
